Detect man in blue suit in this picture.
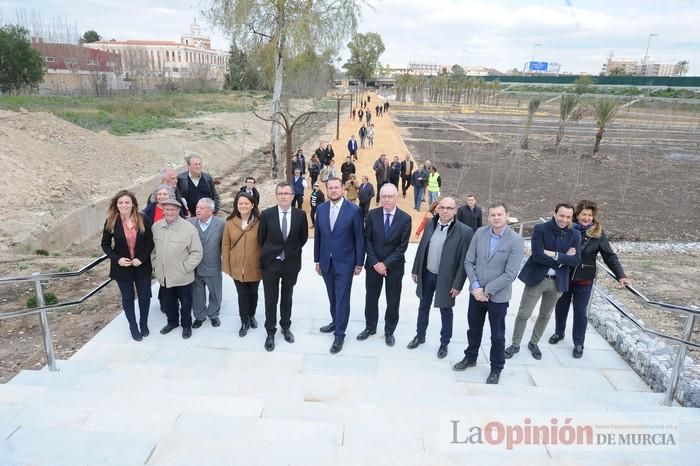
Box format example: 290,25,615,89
314,177,366,354
357,183,412,346
506,203,581,361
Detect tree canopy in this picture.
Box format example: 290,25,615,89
80,30,102,44
343,32,385,85
0,25,44,94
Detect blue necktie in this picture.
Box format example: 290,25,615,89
384,213,391,237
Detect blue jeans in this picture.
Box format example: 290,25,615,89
428,190,439,206
413,186,424,210
416,270,453,344
464,295,508,372
554,283,593,346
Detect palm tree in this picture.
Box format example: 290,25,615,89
676,60,689,77
555,93,585,148
590,98,619,157
394,73,412,102
520,97,542,150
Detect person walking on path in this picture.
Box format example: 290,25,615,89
348,134,359,161
400,154,414,199
367,124,375,148
358,175,375,221
427,165,441,206
358,125,367,150
373,154,388,204
411,164,428,211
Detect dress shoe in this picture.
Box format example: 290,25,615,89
192,319,204,329
504,344,520,359
282,329,295,343
437,344,448,359
330,338,344,354
356,328,376,341
182,327,192,339
528,342,542,360
548,333,564,345
239,321,250,337
406,335,426,349
264,335,275,352
129,327,142,342
385,334,395,347
486,371,501,384
320,322,336,333
140,325,150,338
573,345,584,359
453,357,477,371
160,324,178,335
211,317,221,327
249,316,258,329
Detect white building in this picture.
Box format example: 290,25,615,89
85,21,229,83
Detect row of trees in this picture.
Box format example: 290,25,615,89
395,72,502,106
519,93,620,157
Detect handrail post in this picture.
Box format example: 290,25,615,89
518,223,524,236
33,272,58,372
663,314,695,406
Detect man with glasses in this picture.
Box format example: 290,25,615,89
357,184,412,346
408,196,473,359
258,182,309,351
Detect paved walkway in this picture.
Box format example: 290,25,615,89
2,244,699,465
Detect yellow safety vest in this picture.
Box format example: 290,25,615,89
428,172,440,192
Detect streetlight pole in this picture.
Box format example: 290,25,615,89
642,33,658,75
524,43,541,72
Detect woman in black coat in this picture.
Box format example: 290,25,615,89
549,200,630,358
101,190,154,341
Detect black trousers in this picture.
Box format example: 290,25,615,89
359,200,370,221
162,283,193,329
401,175,412,196
292,194,303,209
364,266,403,335
262,260,299,334
234,280,260,321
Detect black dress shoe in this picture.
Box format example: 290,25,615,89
160,324,178,335
282,329,295,343
437,344,448,359
264,335,275,352
320,322,336,333
211,317,221,327
486,371,501,384
330,338,344,354
548,333,564,345
385,334,395,347
192,319,204,329
453,357,477,371
140,325,150,338
356,328,376,341
573,345,584,359
239,322,250,337
130,328,142,342
406,335,426,349
504,344,520,359
528,342,542,360
182,327,192,339
249,316,258,329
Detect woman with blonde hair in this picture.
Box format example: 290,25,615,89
222,191,263,337
101,190,154,341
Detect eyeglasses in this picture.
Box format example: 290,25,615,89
437,206,455,211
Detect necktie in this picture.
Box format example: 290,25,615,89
330,204,338,231
440,223,449,231
280,211,288,260
384,213,391,236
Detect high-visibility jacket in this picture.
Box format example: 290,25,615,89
427,172,441,192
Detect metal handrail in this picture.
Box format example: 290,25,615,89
515,216,698,406
0,254,112,372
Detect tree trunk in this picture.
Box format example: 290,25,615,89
555,122,565,147
592,129,604,156
270,33,286,179
285,128,294,181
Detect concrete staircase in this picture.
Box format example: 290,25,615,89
1,245,698,465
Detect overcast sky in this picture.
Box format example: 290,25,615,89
1,0,698,75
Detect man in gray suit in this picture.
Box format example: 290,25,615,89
189,198,225,328
453,202,524,384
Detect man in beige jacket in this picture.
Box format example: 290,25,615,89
152,198,203,338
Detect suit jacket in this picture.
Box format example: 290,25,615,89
314,199,365,275
347,138,358,153
400,159,414,177
176,171,220,213
456,205,483,232
189,216,225,277
412,217,473,308
101,214,153,282
518,218,581,292
239,186,261,206
364,207,412,274
258,206,309,274
464,226,525,303
358,182,375,203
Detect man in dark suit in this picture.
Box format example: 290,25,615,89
400,154,414,198
456,194,483,232
357,184,412,346
314,177,365,354
506,203,581,361
258,182,309,352
408,196,473,359
357,176,375,221
176,155,220,215
239,176,261,206
347,135,358,161
189,198,225,329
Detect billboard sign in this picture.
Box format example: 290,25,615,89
528,61,549,72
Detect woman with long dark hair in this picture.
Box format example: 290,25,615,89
548,200,630,358
101,190,154,341
222,191,263,337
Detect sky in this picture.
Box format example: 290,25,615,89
1,0,698,75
